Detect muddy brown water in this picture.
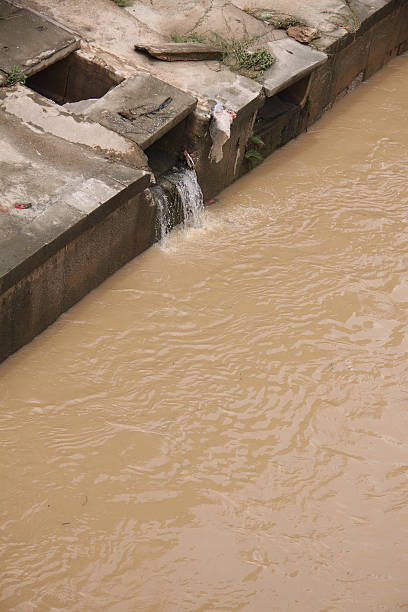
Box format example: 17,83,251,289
1,55,408,611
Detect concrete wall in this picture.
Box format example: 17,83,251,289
0,190,155,362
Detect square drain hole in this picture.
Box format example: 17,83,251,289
26,52,123,105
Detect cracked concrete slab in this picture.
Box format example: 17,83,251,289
0,0,80,78
184,3,271,38
263,36,328,97
231,0,355,34
125,0,213,37
0,85,149,169
82,73,197,150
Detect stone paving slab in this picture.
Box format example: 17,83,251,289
263,36,328,97
0,0,80,78
84,73,197,149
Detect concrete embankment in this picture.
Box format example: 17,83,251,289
1,0,407,362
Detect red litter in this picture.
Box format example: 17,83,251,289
14,203,32,210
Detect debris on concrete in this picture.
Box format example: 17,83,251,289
287,26,319,44
84,73,197,150
183,150,195,169
14,203,33,210
118,96,173,122
209,103,237,164
134,42,223,62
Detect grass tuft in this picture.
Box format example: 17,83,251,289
209,33,275,82
270,16,301,29
111,0,132,7
6,66,26,85
170,32,205,43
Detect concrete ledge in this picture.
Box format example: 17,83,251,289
263,37,327,97
0,189,155,363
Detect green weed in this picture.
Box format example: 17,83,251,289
245,149,263,168
210,33,275,82
170,32,205,43
111,0,131,7
249,135,265,146
271,16,301,29
6,66,26,86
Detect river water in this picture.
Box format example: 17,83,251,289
1,54,408,611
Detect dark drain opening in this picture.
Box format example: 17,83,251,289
26,51,123,105
145,116,190,178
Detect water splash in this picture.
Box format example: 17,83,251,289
151,167,204,245
150,185,175,247
168,167,204,228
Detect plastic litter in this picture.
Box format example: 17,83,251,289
183,150,195,169
208,103,237,164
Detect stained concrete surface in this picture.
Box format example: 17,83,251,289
0,86,150,294
84,73,197,149
0,0,80,78
263,37,328,96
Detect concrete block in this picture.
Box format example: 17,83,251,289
134,42,223,62
0,85,149,170
86,73,197,150
0,0,80,78
0,94,150,298
263,37,327,98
